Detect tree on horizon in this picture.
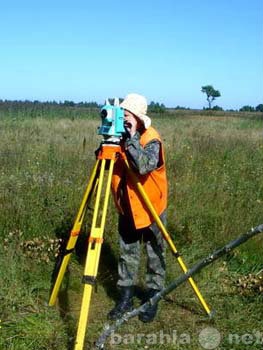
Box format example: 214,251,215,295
201,85,221,109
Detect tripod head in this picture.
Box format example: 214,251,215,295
98,98,126,142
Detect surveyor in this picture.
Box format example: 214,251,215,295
108,93,168,323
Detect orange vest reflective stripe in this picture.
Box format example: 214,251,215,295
111,126,168,229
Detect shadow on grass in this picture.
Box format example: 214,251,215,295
57,271,76,350
48,214,76,350
49,214,123,349
98,241,119,301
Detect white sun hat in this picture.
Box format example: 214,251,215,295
120,93,151,129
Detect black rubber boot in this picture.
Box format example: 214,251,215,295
107,286,134,320
139,288,160,323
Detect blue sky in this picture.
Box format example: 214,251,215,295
0,0,262,109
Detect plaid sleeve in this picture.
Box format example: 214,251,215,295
124,131,160,175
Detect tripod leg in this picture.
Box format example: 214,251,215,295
124,159,212,316
74,158,115,350
49,159,100,306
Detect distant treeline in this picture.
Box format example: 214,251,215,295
0,99,262,116
0,99,101,119
0,99,100,109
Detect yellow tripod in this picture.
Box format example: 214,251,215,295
49,141,212,350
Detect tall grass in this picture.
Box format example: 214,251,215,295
0,110,262,349
163,116,263,264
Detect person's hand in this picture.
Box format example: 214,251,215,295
124,111,138,137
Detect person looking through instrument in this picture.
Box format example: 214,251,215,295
108,93,168,323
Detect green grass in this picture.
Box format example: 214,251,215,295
0,110,262,349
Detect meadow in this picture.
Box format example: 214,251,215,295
0,106,262,350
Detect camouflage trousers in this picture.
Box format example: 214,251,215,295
117,212,166,290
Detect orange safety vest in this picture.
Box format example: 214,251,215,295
111,126,168,229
